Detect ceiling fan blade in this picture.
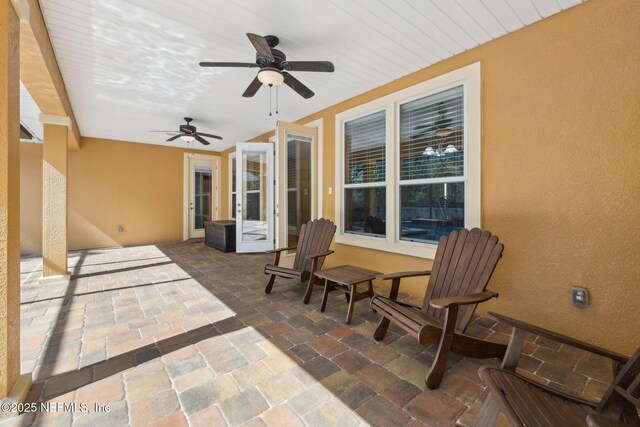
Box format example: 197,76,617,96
196,132,222,140
242,76,263,97
246,33,274,61
283,61,335,72
283,72,314,99
194,134,210,146
199,62,258,68
166,134,184,142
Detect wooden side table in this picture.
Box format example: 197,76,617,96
314,265,380,324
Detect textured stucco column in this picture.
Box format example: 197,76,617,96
0,0,31,417
40,115,71,280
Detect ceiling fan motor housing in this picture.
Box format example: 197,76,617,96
180,124,196,134
257,48,286,69
264,35,279,48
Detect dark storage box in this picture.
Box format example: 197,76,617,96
204,220,236,252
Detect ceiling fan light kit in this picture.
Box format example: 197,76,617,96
258,68,284,86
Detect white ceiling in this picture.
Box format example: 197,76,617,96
20,82,43,142
39,0,584,152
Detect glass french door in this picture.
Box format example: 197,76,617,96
235,143,274,253
189,158,214,238
276,122,318,257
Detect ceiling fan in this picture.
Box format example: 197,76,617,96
200,33,334,99
413,102,456,139
149,117,222,146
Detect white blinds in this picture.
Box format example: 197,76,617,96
194,165,212,174
344,111,386,184
287,134,312,189
399,85,464,181
244,156,262,192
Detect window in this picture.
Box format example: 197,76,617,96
399,85,465,243
194,164,212,228
229,153,237,219
287,134,312,247
244,155,263,223
344,111,386,237
335,62,480,259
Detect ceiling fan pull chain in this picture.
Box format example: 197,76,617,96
276,86,279,115
269,84,273,116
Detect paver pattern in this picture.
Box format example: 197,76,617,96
13,242,614,426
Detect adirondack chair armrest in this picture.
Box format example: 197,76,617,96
430,291,498,309
305,250,335,261
375,270,431,281
266,246,297,266
374,271,431,301
266,246,297,254
488,312,629,364
307,250,335,279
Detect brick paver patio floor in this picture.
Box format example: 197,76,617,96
12,241,614,426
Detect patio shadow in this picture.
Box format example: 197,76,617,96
30,322,242,402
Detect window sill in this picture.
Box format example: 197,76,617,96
335,233,438,259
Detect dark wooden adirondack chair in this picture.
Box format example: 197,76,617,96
264,218,336,304
473,312,640,427
370,228,507,389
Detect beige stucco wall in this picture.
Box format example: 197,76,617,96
20,143,42,254
221,0,640,354
220,150,232,220
20,137,219,252
0,0,21,397
41,122,69,276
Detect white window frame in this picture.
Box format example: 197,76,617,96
334,62,481,259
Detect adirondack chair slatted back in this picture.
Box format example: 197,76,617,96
598,346,640,417
421,228,504,331
292,219,336,273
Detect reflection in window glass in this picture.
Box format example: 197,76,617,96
241,152,267,241
399,182,464,243
287,134,312,248
194,165,212,229
345,187,386,236
231,156,237,219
